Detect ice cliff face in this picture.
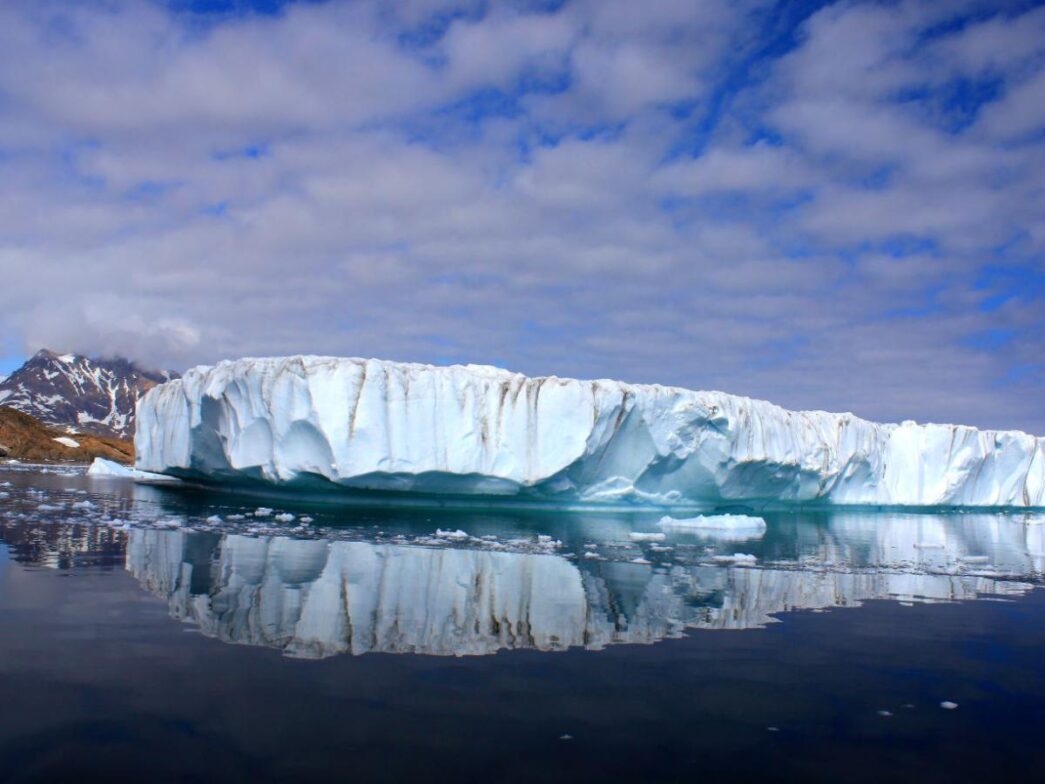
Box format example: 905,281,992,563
135,356,1045,509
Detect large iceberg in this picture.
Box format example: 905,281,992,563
135,356,1045,509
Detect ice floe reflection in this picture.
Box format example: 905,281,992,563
1,463,1043,659
126,514,1043,658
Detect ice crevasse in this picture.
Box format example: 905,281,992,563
134,356,1045,509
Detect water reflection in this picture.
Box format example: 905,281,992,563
1,464,1042,659
126,512,1043,658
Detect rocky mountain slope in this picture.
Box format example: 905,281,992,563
0,350,177,439
0,407,133,463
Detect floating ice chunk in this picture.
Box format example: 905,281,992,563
300,516,314,524
712,553,758,564
940,701,959,710
206,515,223,524
583,551,601,559
659,514,767,536
275,513,296,522
37,503,63,511
87,458,175,482
254,507,274,517
434,529,469,541
629,532,667,542
631,557,652,565
71,500,95,510
877,710,893,717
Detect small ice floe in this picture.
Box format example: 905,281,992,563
226,514,246,521
275,513,296,523
537,535,562,548
434,529,469,541
37,503,63,511
631,557,652,565
629,532,667,542
253,507,274,517
712,553,758,564
766,727,780,733
205,515,223,524
659,514,767,539
154,518,183,529
70,500,95,510
559,735,573,741
877,710,893,717
583,551,601,559
583,543,597,549
940,701,959,710
300,516,314,524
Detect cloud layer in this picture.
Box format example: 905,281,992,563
0,0,1042,432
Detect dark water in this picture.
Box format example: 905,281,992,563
1,464,1044,783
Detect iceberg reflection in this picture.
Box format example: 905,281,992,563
126,512,1043,658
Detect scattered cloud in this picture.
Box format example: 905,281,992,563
0,0,1041,432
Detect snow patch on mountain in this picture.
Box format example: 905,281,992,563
0,349,177,439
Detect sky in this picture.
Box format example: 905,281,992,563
0,0,1042,433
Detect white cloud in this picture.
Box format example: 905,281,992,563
0,0,1040,432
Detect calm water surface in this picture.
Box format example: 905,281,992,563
1,463,1044,783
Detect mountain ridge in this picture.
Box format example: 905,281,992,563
0,349,178,439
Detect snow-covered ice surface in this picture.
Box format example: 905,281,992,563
135,356,1045,509
3,462,1044,658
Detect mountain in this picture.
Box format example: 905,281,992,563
0,350,178,439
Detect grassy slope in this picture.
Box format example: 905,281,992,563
0,407,134,464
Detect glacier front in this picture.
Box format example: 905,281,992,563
135,356,1045,509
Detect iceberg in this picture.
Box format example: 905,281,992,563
658,514,768,537
135,356,1045,509
87,456,179,482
